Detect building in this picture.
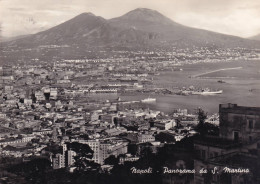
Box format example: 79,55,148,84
104,129,121,137
100,113,118,124
219,103,260,143
0,136,35,146
194,103,260,184
67,150,76,166
52,144,76,169
194,137,241,161
0,65,13,76
89,86,118,93
4,85,13,93
87,140,102,163
79,139,128,165
119,154,139,164
52,153,65,169
91,111,100,121
24,98,33,105
137,133,155,143
50,88,58,100
35,91,45,101
194,151,259,184
153,119,176,130
33,129,53,136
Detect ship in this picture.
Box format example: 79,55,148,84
191,89,223,95
217,80,225,83
141,97,156,103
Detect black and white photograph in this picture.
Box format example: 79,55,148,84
1,0,260,183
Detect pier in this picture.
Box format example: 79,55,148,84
191,67,243,78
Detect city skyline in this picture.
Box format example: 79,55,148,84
1,0,260,38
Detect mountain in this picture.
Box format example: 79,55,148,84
109,8,260,48
0,34,31,42
249,33,260,41
5,13,112,46
5,12,154,48
3,8,260,49
110,8,178,27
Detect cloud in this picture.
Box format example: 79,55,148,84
173,3,260,37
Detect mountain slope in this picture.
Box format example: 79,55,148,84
7,13,110,46
249,33,260,41
110,8,260,48
4,8,260,49
0,34,31,42
6,12,157,48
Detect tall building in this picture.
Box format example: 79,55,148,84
52,153,65,169
67,150,76,166
52,144,76,169
80,139,128,165
82,140,101,163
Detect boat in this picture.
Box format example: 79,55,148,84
192,89,223,95
217,80,225,83
141,97,156,103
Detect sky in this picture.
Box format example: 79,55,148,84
1,0,260,38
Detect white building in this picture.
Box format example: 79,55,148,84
154,120,176,130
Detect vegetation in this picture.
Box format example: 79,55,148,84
195,108,219,136
66,142,99,172
195,108,208,136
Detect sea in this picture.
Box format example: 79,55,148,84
88,59,260,114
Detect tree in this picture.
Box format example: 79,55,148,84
66,142,96,172
197,108,207,125
139,145,153,158
14,158,51,173
31,138,40,144
196,108,208,136
176,117,182,128
79,134,89,140
104,155,118,165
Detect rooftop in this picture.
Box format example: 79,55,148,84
219,103,260,114
194,136,242,149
